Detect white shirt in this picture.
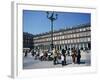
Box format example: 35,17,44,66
61,55,64,61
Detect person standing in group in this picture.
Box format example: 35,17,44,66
71,48,77,64
53,48,58,65
61,54,64,66
67,49,70,56
35,50,39,60
77,48,81,64
39,50,44,61
62,49,66,65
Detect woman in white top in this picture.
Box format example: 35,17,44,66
61,54,64,66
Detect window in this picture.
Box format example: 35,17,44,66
60,32,62,35
80,38,84,42
70,34,73,38
74,39,76,43
82,28,85,31
65,35,67,39
73,34,76,38
67,40,70,43
68,35,70,38
76,33,79,37
88,37,91,41
65,40,67,44
55,37,57,40
55,41,57,44
53,37,54,40
62,36,64,39
84,38,87,42
62,40,64,44
77,39,79,43
70,39,72,43
58,36,59,39
76,29,79,32
80,28,82,32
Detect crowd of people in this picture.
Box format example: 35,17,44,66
24,47,83,66
52,47,81,66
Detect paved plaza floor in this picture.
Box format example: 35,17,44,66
23,51,91,69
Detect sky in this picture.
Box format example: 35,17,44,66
23,10,91,35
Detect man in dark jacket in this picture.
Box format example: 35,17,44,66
77,49,81,64
62,49,66,65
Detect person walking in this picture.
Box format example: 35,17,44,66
53,48,57,65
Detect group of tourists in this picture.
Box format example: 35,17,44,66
52,47,81,66
24,47,82,66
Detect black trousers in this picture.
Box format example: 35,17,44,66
77,57,80,64
62,61,64,66
53,56,57,65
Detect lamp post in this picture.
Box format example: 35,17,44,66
46,11,58,51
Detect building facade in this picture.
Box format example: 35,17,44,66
23,32,34,49
33,24,91,51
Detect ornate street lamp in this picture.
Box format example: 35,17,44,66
46,11,58,50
